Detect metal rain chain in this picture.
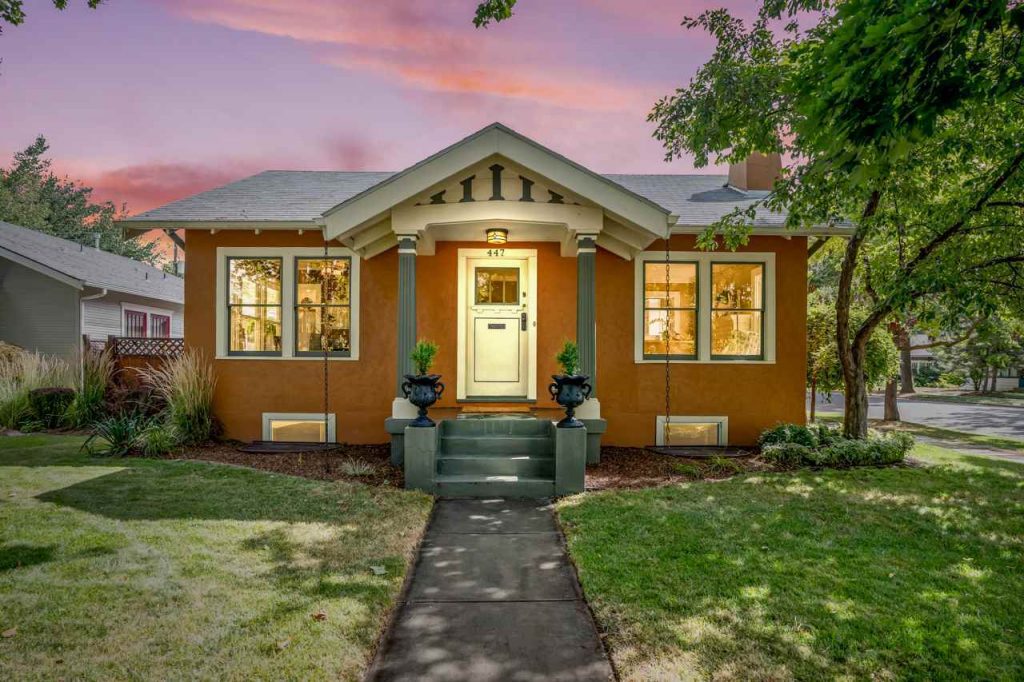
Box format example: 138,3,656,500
663,223,672,448
321,235,331,445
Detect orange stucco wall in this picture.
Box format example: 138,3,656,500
186,231,806,446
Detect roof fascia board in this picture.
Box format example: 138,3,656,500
672,224,853,237
118,220,318,231
0,245,84,289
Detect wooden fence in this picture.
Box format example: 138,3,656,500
102,336,185,384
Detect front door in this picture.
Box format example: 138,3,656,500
464,255,531,398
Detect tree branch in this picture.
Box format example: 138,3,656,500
908,319,982,350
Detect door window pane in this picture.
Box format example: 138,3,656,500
295,258,351,355
643,262,697,358
475,267,519,304
228,257,282,354
711,263,764,358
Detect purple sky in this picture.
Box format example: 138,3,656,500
0,0,748,214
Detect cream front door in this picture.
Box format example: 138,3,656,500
464,255,531,398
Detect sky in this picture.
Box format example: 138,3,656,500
0,0,753,215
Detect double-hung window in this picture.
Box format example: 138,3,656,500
642,262,698,359
711,263,765,359
227,257,282,356
295,257,352,356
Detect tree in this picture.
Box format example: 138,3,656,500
473,0,517,27
940,314,1024,391
0,136,158,264
0,0,102,33
807,294,898,421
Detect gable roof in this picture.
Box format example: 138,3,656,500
0,221,183,303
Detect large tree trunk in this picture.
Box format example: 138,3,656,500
898,329,915,393
844,342,872,439
884,378,900,421
809,376,817,422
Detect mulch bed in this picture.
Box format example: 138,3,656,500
585,446,772,490
163,443,404,488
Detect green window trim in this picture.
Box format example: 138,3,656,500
710,261,766,361
226,256,283,357
642,260,699,361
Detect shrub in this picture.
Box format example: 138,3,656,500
67,348,114,427
339,458,375,477
140,422,180,457
758,423,818,448
762,442,816,467
28,387,75,429
83,413,151,457
409,339,439,375
0,349,74,429
936,371,967,388
706,455,744,477
138,350,217,445
810,422,843,446
672,461,703,478
105,382,164,418
555,340,580,376
912,362,943,387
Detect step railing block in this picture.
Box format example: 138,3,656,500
404,425,439,493
554,424,587,495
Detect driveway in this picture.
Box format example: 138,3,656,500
813,393,1024,441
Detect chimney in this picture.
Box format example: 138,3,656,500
728,152,782,191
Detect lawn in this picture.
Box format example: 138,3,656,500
816,411,1024,454
0,435,432,681
559,443,1024,680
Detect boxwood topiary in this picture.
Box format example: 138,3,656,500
28,387,75,429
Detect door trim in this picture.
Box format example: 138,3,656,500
457,248,538,400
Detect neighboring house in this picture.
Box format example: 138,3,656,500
122,123,845,451
910,332,1023,391
0,220,183,363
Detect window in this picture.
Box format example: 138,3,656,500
151,314,171,338
634,252,775,363
656,416,728,446
642,262,697,359
295,258,351,356
124,310,148,338
475,267,520,304
711,262,764,359
262,413,336,443
228,257,282,356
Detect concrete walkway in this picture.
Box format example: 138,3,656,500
368,498,614,681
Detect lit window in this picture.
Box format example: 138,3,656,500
295,258,351,355
711,263,764,359
228,257,282,355
657,416,727,446
643,262,697,359
475,267,520,304
263,413,336,443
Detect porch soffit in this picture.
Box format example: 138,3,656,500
322,123,673,257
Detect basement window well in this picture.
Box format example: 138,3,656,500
655,416,728,446
262,413,336,443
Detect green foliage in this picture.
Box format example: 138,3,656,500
759,423,818,448
939,313,1024,390
27,387,75,429
66,348,114,427
555,340,580,376
409,339,439,375
671,461,703,478
760,442,815,467
705,455,744,477
807,292,900,394
0,0,103,32
761,424,913,468
473,0,516,27
138,350,217,445
83,413,150,457
140,422,180,457
0,136,157,263
0,348,74,429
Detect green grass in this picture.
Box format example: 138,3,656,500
558,443,1024,680
814,412,1024,453
0,435,432,681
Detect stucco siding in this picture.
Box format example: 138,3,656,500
0,258,81,361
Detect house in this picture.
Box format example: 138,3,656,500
122,123,843,462
0,220,183,363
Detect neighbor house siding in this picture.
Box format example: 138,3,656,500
82,296,184,342
0,258,80,362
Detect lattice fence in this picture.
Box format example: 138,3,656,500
109,337,185,358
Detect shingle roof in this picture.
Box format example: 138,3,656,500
0,221,183,303
124,170,790,228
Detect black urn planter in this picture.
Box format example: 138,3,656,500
548,374,592,428
401,374,445,427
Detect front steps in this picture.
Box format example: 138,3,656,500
434,417,556,497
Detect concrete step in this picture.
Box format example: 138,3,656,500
434,474,556,499
443,417,551,437
437,454,555,477
441,435,554,456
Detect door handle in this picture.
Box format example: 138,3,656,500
520,312,528,331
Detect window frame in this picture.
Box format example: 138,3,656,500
634,251,776,364
293,256,353,358
215,247,360,361
709,260,766,361
226,256,284,358
640,260,699,361
121,302,177,338
655,415,729,446
262,412,337,443
149,313,172,338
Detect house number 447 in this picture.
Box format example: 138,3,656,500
487,249,505,257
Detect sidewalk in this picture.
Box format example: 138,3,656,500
368,498,614,681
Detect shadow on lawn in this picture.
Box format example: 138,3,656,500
0,542,55,571
563,453,1024,680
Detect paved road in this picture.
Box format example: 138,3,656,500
813,393,1024,441
368,498,614,681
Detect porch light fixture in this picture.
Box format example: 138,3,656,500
485,227,509,245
